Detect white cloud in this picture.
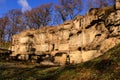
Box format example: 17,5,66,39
18,0,31,12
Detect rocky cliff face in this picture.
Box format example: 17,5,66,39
11,5,120,65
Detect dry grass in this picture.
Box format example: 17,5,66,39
0,44,120,80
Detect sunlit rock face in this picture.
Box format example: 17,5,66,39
116,0,120,10
11,3,120,65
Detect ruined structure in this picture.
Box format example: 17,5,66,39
10,2,120,65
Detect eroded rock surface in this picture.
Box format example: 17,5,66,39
10,4,120,65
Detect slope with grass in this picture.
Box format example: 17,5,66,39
0,44,120,80
52,43,120,80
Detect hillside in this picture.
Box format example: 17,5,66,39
0,43,120,80
52,43,120,80
0,1,120,80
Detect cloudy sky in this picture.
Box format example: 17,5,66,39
0,0,58,17
0,0,87,17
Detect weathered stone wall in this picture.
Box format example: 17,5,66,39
11,4,120,65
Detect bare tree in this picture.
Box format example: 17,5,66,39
54,0,83,23
5,9,23,41
24,3,52,29
86,0,115,10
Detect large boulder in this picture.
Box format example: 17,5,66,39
69,51,82,64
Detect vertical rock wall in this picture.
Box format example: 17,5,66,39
10,5,120,65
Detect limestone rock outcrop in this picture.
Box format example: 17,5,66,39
10,3,120,65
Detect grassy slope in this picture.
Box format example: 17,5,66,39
0,44,120,80
54,43,120,80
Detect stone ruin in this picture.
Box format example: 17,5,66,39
10,2,120,65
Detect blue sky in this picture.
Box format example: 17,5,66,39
0,0,87,17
